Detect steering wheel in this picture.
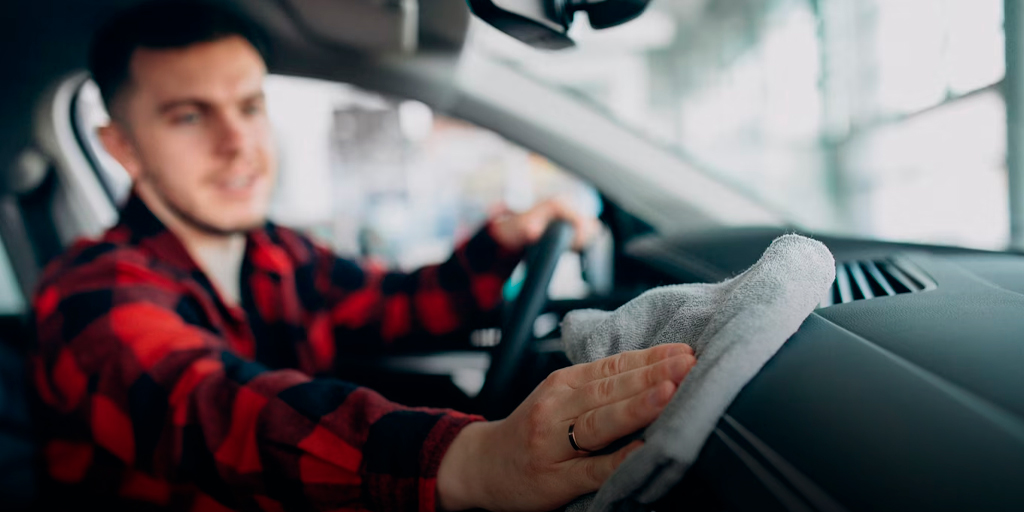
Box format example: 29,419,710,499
476,221,575,418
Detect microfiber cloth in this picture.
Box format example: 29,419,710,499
562,234,835,512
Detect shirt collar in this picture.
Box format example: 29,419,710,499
116,191,285,276
116,192,201,273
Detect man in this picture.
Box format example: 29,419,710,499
31,2,697,511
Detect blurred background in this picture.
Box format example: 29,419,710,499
473,0,1009,251
74,0,1012,281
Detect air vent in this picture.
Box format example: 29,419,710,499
819,258,936,308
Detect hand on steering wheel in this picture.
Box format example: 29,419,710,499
476,199,601,417
476,220,575,417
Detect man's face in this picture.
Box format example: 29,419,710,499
101,35,276,235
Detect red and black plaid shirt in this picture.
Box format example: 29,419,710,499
31,193,522,511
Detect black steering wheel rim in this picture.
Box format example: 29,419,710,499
476,221,575,418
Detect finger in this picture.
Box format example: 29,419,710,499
566,353,695,417
487,202,511,217
532,198,596,250
549,200,597,250
563,440,645,493
569,380,675,454
552,201,589,236
543,197,577,223
523,215,547,244
571,218,600,251
561,344,694,388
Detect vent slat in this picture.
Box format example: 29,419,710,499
880,262,921,292
836,263,854,304
894,258,938,291
818,259,935,309
863,261,897,296
848,263,875,300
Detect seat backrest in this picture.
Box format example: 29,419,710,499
1,148,52,297
17,164,65,270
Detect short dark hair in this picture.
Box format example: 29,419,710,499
88,1,268,117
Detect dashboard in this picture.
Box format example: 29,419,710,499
625,228,1024,512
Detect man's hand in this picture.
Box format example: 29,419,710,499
436,343,696,512
489,198,601,251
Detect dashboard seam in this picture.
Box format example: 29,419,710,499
813,313,1024,444
712,426,815,512
721,414,850,512
945,260,1024,298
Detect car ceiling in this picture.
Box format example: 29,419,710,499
1,0,471,191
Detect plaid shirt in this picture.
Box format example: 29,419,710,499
31,193,522,511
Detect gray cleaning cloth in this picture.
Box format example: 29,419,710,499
562,234,835,512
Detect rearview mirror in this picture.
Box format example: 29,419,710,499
467,0,651,49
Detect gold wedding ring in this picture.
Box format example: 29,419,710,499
568,421,592,453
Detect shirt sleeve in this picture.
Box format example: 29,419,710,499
295,221,524,353
32,255,483,512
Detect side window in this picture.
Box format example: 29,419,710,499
73,75,600,294
262,75,600,275
0,239,26,316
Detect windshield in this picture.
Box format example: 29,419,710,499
466,0,1008,250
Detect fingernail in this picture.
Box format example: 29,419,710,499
670,359,691,381
665,345,687,357
666,344,693,357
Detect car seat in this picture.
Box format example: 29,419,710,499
0,147,74,510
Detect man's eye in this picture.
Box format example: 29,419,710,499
173,112,201,125
242,103,263,116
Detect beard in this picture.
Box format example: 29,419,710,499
162,191,265,236
138,169,268,237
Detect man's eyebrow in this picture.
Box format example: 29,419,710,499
156,92,264,114
156,98,209,115
241,91,266,103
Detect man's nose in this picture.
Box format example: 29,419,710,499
214,113,251,156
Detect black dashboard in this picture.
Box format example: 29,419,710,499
625,228,1024,512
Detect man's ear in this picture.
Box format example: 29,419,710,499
97,122,142,180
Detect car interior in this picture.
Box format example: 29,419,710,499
3,0,1024,510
